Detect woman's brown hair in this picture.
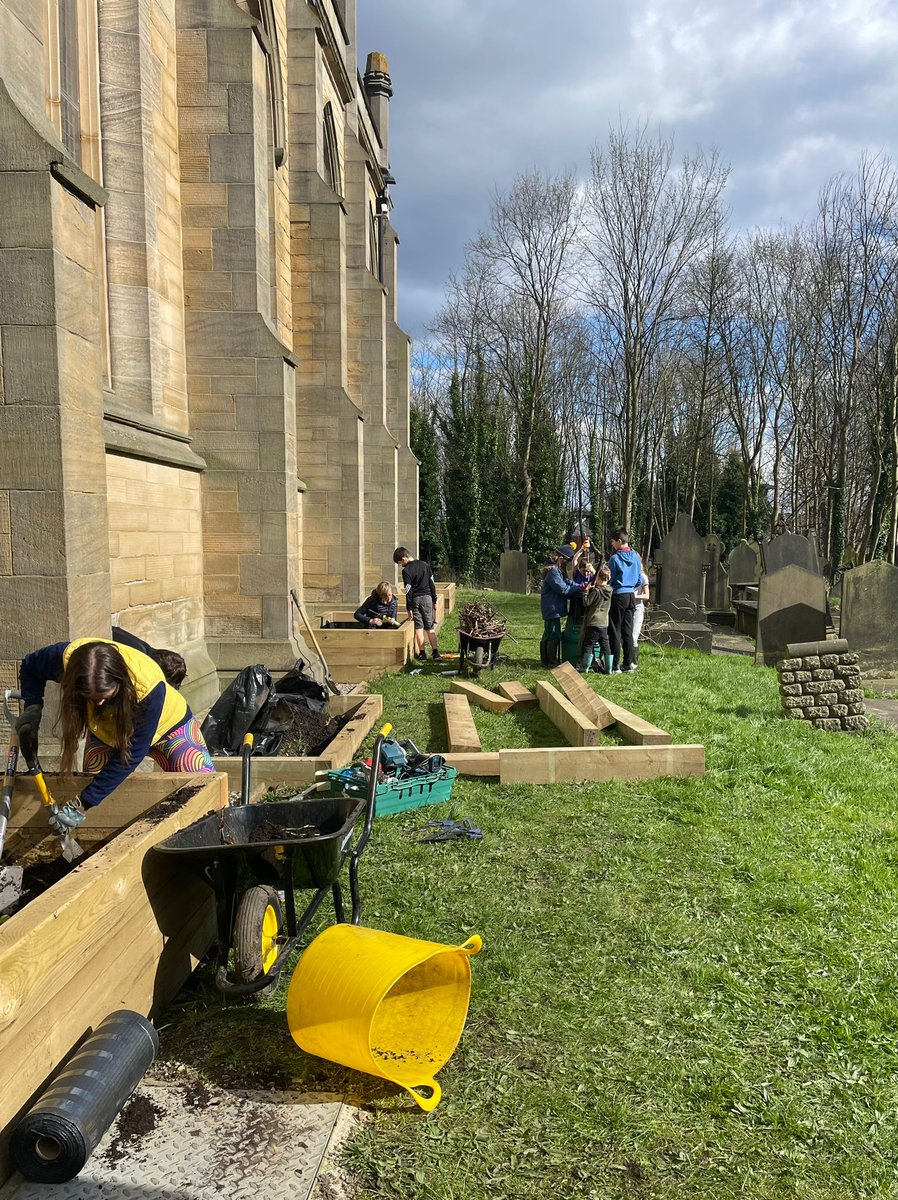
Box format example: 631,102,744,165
59,642,138,773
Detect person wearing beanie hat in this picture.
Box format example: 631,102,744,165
540,547,589,667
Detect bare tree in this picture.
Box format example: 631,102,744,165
581,124,729,529
433,168,582,550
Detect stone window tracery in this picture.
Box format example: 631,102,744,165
323,101,342,194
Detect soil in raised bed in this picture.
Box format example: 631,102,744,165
275,705,348,757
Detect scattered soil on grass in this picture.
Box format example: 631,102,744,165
103,1093,164,1166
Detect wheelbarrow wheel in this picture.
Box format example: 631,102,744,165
472,646,485,676
234,885,284,997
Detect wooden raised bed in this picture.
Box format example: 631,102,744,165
210,693,383,786
317,613,414,683
434,583,456,626
0,770,227,1185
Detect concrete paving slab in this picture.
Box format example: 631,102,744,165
3,1083,345,1200
866,699,898,731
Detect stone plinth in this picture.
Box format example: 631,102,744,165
777,641,868,732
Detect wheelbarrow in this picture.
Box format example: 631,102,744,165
153,731,380,996
458,629,505,677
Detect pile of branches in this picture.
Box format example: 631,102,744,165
458,596,508,639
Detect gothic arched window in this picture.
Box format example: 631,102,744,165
323,102,342,194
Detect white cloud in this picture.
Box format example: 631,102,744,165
357,0,898,335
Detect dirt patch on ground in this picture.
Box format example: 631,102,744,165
182,1076,213,1109
103,1092,164,1166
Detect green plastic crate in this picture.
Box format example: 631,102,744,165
324,764,458,817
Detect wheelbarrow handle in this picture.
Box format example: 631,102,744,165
347,728,383,924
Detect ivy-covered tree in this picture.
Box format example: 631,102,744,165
440,371,481,582
409,403,445,573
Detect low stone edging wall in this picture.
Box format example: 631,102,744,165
776,638,868,732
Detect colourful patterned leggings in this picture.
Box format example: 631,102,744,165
83,715,215,774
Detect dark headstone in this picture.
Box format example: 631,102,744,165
840,560,898,677
728,540,761,588
705,535,728,611
650,622,713,654
756,565,827,667
499,550,529,594
760,531,820,577
654,513,708,620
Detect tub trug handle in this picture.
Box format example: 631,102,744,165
460,934,483,956
406,1080,442,1112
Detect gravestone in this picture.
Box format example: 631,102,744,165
755,565,827,667
705,535,728,611
654,513,708,620
499,550,529,594
840,560,898,677
760,531,820,577
727,540,761,587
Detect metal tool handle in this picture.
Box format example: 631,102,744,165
3,689,22,725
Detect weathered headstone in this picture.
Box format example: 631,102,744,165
499,550,529,594
760,531,820,577
705,535,728,611
727,539,761,588
654,513,708,620
755,565,827,667
840,560,898,677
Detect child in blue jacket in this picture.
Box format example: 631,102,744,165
540,546,588,667
354,582,399,627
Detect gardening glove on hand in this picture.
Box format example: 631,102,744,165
49,799,86,836
14,704,43,759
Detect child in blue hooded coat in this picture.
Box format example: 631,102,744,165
607,527,644,672
540,546,588,667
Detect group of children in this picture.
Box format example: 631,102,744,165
353,548,442,663
541,529,649,674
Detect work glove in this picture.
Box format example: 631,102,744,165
49,799,86,836
14,704,43,759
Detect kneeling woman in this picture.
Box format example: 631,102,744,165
18,637,214,833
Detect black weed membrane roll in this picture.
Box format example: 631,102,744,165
10,1010,159,1183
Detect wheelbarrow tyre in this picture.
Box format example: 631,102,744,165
472,646,485,675
234,885,284,997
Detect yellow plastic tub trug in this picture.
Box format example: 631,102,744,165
286,924,483,1110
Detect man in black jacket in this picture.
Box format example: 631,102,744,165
393,547,442,661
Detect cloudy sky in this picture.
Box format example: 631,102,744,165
356,0,898,339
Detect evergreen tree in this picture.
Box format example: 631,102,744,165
470,358,506,581
409,403,445,572
440,370,481,582
522,406,567,562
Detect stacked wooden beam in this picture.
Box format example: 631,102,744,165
438,664,704,784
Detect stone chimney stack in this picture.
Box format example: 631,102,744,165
363,51,392,165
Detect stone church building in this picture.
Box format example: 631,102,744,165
0,0,417,712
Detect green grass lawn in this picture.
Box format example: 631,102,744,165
161,591,898,1200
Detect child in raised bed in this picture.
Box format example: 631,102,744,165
354,581,399,628
15,637,214,836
